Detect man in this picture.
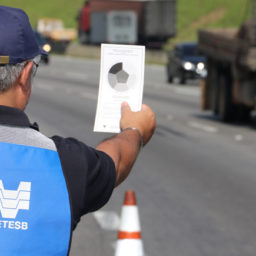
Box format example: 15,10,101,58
0,6,156,255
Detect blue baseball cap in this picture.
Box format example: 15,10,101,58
0,6,47,65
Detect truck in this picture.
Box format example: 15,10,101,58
37,18,77,51
77,0,176,47
198,16,256,122
198,8,256,122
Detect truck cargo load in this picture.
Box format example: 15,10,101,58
77,0,176,46
37,18,77,43
198,17,256,122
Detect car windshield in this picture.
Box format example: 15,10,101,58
182,45,197,56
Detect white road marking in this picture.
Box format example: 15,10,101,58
63,88,97,100
81,91,97,100
93,211,120,231
34,83,54,91
188,121,218,133
173,87,200,97
166,114,174,121
65,71,88,80
65,88,75,95
235,134,243,141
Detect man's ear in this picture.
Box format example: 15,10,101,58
18,61,33,89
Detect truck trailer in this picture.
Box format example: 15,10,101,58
77,0,176,46
198,17,256,122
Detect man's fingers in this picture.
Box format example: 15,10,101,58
141,104,150,111
121,102,131,113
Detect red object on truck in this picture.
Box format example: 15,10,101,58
78,2,90,33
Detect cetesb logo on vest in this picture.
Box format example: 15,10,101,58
0,180,31,230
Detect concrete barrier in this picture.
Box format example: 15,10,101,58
65,42,168,65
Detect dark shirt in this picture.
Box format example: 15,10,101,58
0,105,116,231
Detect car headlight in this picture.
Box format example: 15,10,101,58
183,61,194,70
197,62,205,70
42,44,51,53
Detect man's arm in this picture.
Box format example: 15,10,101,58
96,102,156,187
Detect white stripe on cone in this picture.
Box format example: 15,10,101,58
119,206,141,232
115,240,144,256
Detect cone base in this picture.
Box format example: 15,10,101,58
115,239,144,256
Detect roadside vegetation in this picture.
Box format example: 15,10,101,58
0,0,84,28
166,0,251,49
0,0,251,49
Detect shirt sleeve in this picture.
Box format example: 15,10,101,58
51,136,116,229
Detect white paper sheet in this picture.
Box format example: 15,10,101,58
94,44,145,133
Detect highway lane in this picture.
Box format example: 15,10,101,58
26,56,256,256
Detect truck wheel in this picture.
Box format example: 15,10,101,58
211,67,220,115
235,105,251,123
212,85,219,115
218,72,233,122
200,79,208,110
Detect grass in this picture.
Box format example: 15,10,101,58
178,0,250,29
0,0,252,49
166,0,252,49
0,0,85,28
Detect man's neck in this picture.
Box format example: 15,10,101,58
0,86,22,110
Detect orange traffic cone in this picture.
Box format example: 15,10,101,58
115,190,144,256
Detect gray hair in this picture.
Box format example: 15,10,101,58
0,62,27,92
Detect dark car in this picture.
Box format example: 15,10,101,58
167,42,207,84
34,31,51,64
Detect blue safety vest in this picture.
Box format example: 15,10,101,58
0,139,71,255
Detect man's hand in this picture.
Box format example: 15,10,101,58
120,102,156,146
96,102,156,186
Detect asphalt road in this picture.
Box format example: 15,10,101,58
26,55,256,256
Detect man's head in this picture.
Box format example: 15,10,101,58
0,6,47,109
